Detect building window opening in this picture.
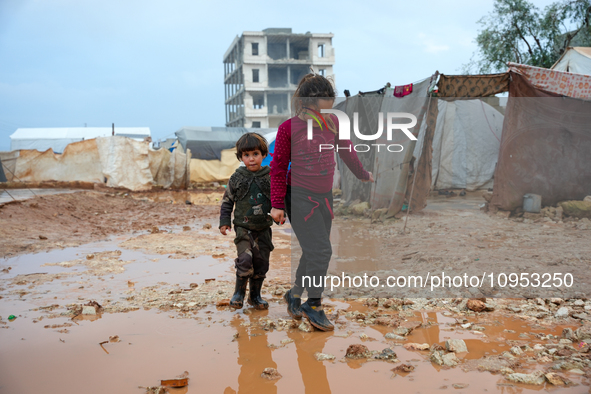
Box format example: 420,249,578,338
252,69,260,83
252,93,264,109
252,43,259,56
319,69,326,76
252,121,261,128
318,44,325,57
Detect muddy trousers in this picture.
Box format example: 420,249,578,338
233,227,273,279
285,185,333,299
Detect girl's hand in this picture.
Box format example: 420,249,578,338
362,172,375,183
220,225,231,235
270,208,285,225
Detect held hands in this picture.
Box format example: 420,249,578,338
220,225,231,235
270,208,285,225
362,172,375,183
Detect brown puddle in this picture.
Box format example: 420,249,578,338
0,299,586,394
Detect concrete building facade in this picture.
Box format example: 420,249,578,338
223,28,335,128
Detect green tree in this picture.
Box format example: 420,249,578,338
466,0,591,73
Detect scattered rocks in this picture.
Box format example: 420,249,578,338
261,368,282,380
445,339,468,353
467,299,486,312
346,344,371,359
391,364,414,374
374,348,397,360
385,333,406,340
350,202,370,216
545,372,570,386
315,352,335,361
506,371,545,385
182,226,191,231
555,307,569,318
298,321,313,333
404,343,430,351
431,350,459,367
202,223,212,230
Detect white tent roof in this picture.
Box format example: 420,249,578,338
10,127,150,140
9,127,151,153
551,47,591,75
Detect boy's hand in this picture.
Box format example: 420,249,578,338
270,208,285,225
220,225,231,235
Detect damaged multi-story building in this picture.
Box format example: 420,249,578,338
223,28,335,128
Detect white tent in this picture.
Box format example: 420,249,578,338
424,99,504,191
551,47,591,75
10,127,151,153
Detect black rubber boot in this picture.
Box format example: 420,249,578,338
284,289,302,320
300,302,334,331
230,275,249,309
247,278,269,310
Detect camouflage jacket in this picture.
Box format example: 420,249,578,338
219,166,273,231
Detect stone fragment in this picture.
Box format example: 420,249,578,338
545,373,569,386
298,321,313,332
350,202,370,216
467,299,486,312
374,348,397,360
445,339,468,353
346,344,371,359
404,343,430,351
82,305,97,315
202,223,212,230
261,368,282,380
431,350,459,367
559,200,591,219
385,333,406,340
506,371,545,385
391,364,414,374
314,352,335,361
555,307,569,318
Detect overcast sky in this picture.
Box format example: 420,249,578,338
0,0,556,151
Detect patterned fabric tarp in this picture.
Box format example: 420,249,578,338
491,72,591,210
437,73,509,97
508,62,591,99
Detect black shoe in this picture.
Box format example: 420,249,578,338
284,289,302,320
300,302,334,331
230,275,248,309
248,278,269,310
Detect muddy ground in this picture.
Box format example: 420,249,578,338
0,189,590,393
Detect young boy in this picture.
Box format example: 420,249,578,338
219,133,274,309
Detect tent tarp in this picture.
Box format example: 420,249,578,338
491,72,591,210
190,148,241,183
551,47,591,75
437,73,510,97
336,78,432,211
4,137,189,191
176,127,275,160
0,157,6,182
429,99,503,191
509,62,591,99
0,151,19,182
14,139,104,183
